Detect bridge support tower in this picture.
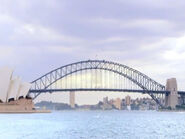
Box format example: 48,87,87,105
165,78,178,109
69,91,75,108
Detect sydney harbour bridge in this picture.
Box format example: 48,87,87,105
28,60,185,109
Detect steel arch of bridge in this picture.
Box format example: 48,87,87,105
30,60,165,106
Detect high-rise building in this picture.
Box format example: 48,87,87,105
125,95,131,106
113,98,121,110
70,91,75,108
103,96,108,104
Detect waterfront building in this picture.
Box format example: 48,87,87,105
113,98,121,110
103,96,108,104
127,105,131,110
102,97,113,110
0,67,37,113
0,67,31,103
109,99,114,105
125,95,131,106
125,95,131,110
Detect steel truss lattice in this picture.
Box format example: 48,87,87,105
29,60,166,107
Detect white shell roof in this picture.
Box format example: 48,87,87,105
0,67,13,102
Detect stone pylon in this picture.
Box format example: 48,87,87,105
165,78,178,109
69,91,75,108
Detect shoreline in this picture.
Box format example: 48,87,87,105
158,109,185,112
0,110,51,114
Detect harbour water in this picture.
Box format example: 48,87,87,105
0,111,185,139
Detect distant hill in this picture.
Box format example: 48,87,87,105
35,101,72,110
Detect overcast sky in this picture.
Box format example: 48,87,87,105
1,0,185,104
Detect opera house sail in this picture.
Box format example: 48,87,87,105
0,67,13,102
17,82,31,99
0,67,35,113
7,77,21,101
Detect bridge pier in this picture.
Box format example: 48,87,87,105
69,91,75,108
165,78,178,109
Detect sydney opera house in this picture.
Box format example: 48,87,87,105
0,67,34,113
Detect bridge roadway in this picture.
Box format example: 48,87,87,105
29,88,185,96
29,88,185,95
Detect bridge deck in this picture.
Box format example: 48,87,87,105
29,88,170,94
